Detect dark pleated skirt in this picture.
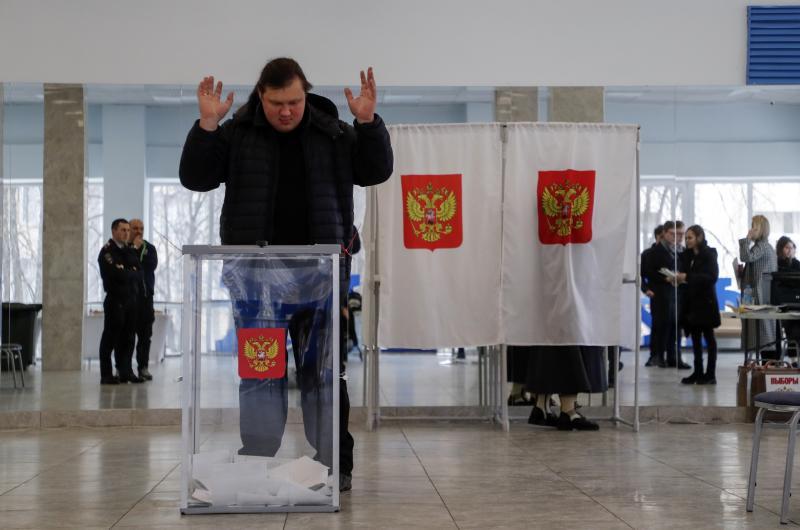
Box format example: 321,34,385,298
507,345,608,395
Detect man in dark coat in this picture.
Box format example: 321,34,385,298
645,221,691,369
179,58,393,492
97,218,145,384
642,224,663,366
129,218,158,381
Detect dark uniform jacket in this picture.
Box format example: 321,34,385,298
678,245,721,331
98,239,142,300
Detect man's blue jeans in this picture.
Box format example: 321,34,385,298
222,259,335,468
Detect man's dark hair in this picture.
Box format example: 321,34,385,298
654,225,664,238
676,220,685,229
111,218,129,230
258,57,312,92
245,57,312,112
663,220,676,231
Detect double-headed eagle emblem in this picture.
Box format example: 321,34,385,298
541,180,590,237
405,182,457,243
243,335,279,373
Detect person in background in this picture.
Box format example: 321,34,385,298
776,236,800,360
777,236,800,272
676,225,720,385
97,219,144,384
642,224,664,366
645,220,691,369
739,215,778,359
129,218,158,381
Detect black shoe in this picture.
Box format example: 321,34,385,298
645,357,658,367
698,374,717,385
677,361,692,370
681,372,702,385
100,376,120,385
528,407,558,427
119,374,144,384
339,473,352,492
557,412,599,431
139,368,153,381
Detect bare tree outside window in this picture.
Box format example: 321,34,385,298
149,182,224,353
694,183,749,289
85,180,104,306
2,182,43,303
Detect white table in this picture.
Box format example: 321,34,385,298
82,312,170,365
727,309,800,363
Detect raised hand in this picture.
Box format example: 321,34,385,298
197,76,234,131
344,67,377,124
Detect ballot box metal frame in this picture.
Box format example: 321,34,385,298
180,245,340,514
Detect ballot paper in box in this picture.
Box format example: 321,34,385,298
179,245,341,514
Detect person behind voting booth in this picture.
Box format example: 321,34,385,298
775,236,800,359
179,58,393,491
641,224,664,367
129,218,158,381
675,225,720,385
645,220,691,369
739,215,778,358
98,218,145,385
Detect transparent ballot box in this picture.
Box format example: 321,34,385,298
180,245,340,514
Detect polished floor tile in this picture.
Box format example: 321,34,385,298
1,423,800,528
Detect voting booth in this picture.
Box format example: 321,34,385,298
180,245,340,514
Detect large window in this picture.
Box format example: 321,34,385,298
693,183,749,291
86,179,104,304
1,180,42,303
148,181,224,303
639,178,683,248
148,181,225,354
753,182,800,245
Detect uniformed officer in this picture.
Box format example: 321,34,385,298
98,218,144,384
129,218,158,381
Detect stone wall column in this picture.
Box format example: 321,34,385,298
549,87,604,123
494,87,538,122
42,84,85,371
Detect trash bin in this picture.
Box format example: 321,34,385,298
2,303,43,369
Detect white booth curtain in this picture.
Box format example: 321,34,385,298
371,122,639,350
374,124,504,349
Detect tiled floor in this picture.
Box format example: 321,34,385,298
0,350,746,412
1,422,799,529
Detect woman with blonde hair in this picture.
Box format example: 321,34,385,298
739,215,778,358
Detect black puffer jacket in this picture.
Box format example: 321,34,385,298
678,245,721,332
179,93,393,246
